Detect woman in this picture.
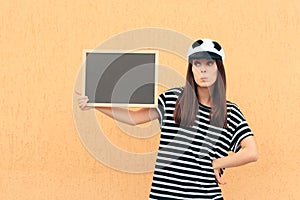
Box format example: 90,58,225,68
76,38,258,199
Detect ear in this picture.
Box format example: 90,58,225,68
192,40,204,48
212,41,222,51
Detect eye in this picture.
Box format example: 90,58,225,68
194,61,201,66
207,61,215,66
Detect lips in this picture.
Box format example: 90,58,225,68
200,77,208,81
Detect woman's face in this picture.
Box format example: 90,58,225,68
191,58,218,88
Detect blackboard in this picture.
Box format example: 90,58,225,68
82,50,158,107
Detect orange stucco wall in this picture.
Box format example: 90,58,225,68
1,0,299,199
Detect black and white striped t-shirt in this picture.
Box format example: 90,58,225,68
149,87,253,200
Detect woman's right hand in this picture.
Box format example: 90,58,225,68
75,90,93,111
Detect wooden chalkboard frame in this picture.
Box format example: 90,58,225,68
82,49,159,107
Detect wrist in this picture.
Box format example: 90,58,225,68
212,159,220,169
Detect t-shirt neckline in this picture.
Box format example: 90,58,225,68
199,102,212,109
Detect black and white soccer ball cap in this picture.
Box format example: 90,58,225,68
187,38,225,61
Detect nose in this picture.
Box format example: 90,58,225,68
200,66,206,73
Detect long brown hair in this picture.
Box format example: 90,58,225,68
174,59,227,128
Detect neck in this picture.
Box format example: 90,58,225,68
196,86,214,107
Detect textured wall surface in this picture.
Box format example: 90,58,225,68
0,0,299,199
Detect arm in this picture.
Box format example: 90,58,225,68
212,136,258,184
75,90,159,125
96,107,159,125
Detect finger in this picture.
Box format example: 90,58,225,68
79,101,90,109
80,104,92,110
79,101,87,107
79,103,84,109
74,90,82,96
79,99,89,105
214,169,227,185
78,95,88,100
216,176,227,185
78,98,89,104
81,105,89,110
78,98,88,104
78,101,84,107
79,103,87,108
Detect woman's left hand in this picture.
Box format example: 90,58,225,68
212,159,227,185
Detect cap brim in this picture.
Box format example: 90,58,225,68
189,52,222,60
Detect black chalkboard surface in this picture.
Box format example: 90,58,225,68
83,50,158,107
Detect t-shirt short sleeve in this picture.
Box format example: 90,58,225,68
155,87,183,128
229,104,254,153
156,92,166,128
